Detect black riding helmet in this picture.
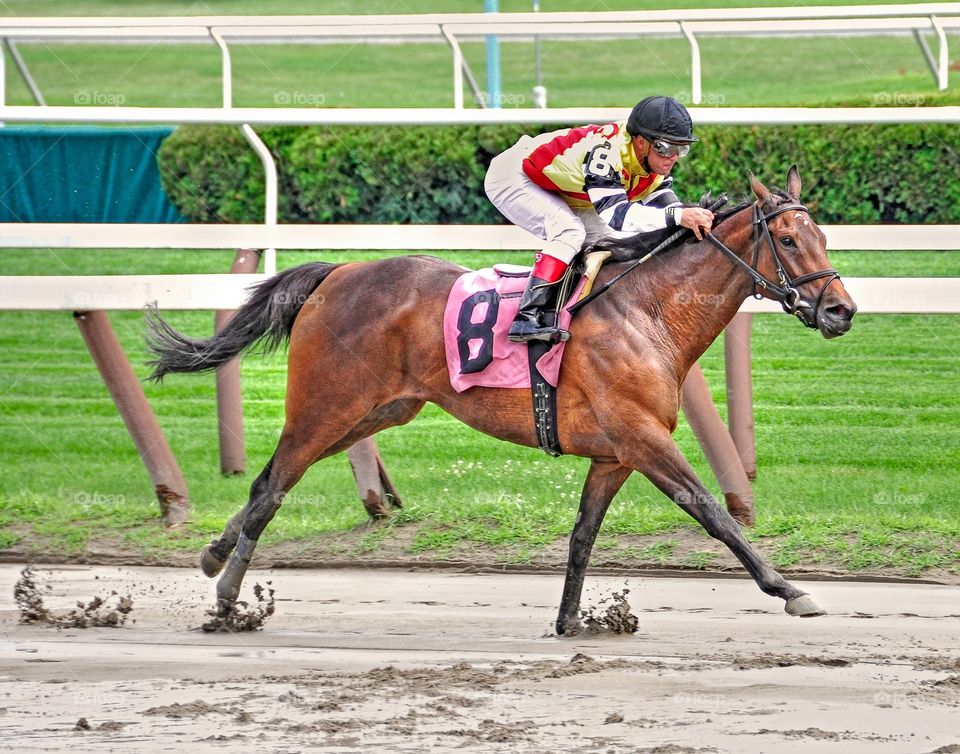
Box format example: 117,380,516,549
626,96,698,144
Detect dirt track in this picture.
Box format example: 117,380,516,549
1,564,958,753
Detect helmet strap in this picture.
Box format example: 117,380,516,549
632,135,653,173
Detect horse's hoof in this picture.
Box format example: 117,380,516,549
200,544,226,578
785,594,826,617
555,619,584,637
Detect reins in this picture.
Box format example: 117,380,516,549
567,195,730,316
570,196,841,330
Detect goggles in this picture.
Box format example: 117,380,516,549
650,139,691,159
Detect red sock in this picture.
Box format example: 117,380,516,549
531,252,568,283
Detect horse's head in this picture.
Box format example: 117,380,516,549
748,166,857,339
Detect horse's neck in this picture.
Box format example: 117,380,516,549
633,213,757,379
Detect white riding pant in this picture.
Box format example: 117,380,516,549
484,133,634,264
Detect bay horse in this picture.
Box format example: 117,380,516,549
147,167,856,635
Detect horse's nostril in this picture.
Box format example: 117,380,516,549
826,304,851,320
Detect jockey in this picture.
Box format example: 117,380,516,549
485,95,715,342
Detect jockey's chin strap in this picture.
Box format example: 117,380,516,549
703,202,840,329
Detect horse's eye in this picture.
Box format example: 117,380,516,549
779,236,795,247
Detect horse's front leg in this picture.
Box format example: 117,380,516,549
556,459,633,635
629,422,824,617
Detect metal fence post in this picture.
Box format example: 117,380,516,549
681,362,755,526
214,248,262,476
74,310,190,527
346,437,403,519
724,312,757,479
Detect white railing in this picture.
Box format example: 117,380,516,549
1,224,957,314
1,221,958,251
4,274,958,314
0,4,958,110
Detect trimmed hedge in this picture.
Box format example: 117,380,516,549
158,123,960,226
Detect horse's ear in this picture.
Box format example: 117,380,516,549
786,164,802,202
749,172,771,204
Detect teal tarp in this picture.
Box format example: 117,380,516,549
0,126,184,223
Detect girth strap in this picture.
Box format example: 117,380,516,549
527,339,563,457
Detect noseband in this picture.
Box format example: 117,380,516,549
705,202,840,329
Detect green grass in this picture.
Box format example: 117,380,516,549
4,35,956,110
1,248,958,577
0,0,957,577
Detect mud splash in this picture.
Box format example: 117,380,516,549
201,582,276,632
14,566,133,628
580,589,639,634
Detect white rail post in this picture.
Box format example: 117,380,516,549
932,16,949,91
241,125,278,275
680,22,702,105
441,26,466,109
209,27,277,274
209,27,233,108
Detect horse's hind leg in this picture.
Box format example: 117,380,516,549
213,428,332,607
210,398,427,609
200,455,275,578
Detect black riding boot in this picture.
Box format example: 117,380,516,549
507,276,570,343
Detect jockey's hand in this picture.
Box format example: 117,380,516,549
679,207,714,240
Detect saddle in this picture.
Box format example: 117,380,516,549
557,249,612,311
442,250,611,457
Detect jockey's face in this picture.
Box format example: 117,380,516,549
636,136,681,176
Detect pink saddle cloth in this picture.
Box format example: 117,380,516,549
443,264,585,393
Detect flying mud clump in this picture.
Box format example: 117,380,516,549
14,566,133,628
580,589,639,634
201,582,276,632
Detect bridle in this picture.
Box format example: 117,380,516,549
704,201,841,329
567,196,841,326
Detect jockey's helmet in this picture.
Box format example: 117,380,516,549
626,96,698,144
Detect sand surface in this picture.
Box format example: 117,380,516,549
1,564,958,753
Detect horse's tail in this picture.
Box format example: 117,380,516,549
146,261,340,381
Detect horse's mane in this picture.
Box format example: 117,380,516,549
589,189,796,263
